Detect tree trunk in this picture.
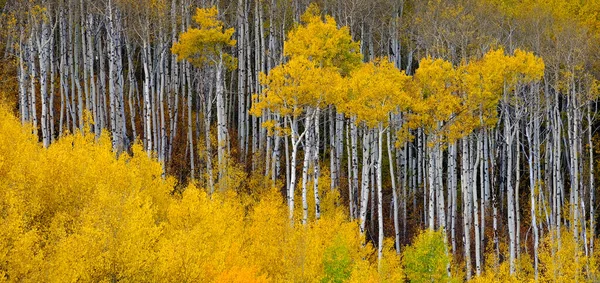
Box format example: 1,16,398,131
216,55,227,190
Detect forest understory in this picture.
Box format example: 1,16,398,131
0,0,600,282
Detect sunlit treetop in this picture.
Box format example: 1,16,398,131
250,4,360,135
171,6,236,68
506,49,545,83
284,4,362,76
407,57,462,143
250,56,344,119
458,48,510,130
341,58,414,128
458,48,543,131
405,48,545,145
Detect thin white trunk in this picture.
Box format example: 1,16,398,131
387,128,400,254
216,55,227,189
142,41,152,154
526,114,539,280
18,38,29,124
347,121,355,219
462,137,472,280
28,32,38,138
237,0,246,157
359,127,372,235
313,109,321,220
351,117,359,219
428,139,435,230
377,124,385,264
588,104,595,255
506,104,517,275
37,18,50,147
472,133,482,276
448,142,458,254
301,109,313,225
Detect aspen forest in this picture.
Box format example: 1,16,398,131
1,0,600,281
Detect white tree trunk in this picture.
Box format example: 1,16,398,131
472,133,482,276
216,55,228,189
387,128,400,254
37,18,50,147
461,137,472,280
377,124,385,263
313,109,321,220
351,117,359,219
359,127,372,235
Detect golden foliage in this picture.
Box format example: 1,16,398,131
171,6,236,68
0,105,400,282
285,4,362,76
406,48,545,145
342,58,413,128
471,227,598,283
538,228,591,282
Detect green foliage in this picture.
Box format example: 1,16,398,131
403,229,453,283
322,236,353,283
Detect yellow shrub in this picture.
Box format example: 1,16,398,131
0,105,397,282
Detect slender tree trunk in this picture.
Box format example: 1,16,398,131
351,117,359,219
313,108,321,220
588,104,595,256
216,55,227,190
526,113,540,280
448,142,458,254
18,37,29,124
359,127,372,235
387,128,400,254
347,121,355,219
462,137,472,280
28,31,38,138
377,124,385,264
38,17,50,147
505,101,517,275
301,109,314,225
472,133,482,276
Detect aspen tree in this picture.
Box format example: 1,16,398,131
252,4,360,222
342,58,412,262
172,6,236,192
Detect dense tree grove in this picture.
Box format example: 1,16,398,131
0,0,600,281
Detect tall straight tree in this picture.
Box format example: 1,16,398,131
172,6,236,192
343,58,413,263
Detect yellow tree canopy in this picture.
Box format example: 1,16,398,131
171,6,236,68
284,4,362,76
251,4,361,135
250,56,344,119
406,48,544,144
409,57,462,143
341,58,413,128
505,49,545,84
458,48,510,130
458,48,543,130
